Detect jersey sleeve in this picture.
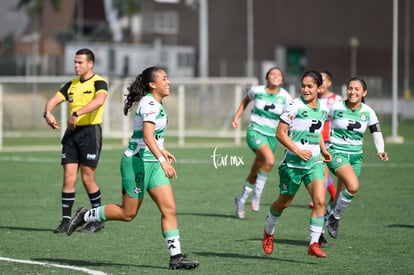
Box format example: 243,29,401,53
56,81,72,101
279,100,297,125
140,97,159,123
246,86,256,100
94,80,108,94
367,105,380,126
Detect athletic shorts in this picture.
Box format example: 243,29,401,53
246,127,277,152
278,162,325,195
120,154,170,199
61,125,102,168
326,149,363,177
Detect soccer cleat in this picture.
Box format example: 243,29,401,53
250,195,260,212
318,233,329,248
235,196,245,219
78,221,105,233
169,254,199,270
66,207,88,236
308,242,327,258
53,219,70,233
262,229,274,255
326,214,339,239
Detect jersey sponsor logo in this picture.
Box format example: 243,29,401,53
300,138,319,145
346,120,362,131
264,103,276,111
155,134,164,141
309,120,322,133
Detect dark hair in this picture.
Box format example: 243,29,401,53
76,48,95,63
123,66,164,115
265,67,284,81
347,76,367,103
320,70,333,81
302,70,323,86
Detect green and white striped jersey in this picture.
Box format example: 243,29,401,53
280,97,329,169
327,100,380,154
248,85,292,136
124,94,167,161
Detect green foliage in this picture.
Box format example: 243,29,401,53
113,0,141,18
16,0,60,15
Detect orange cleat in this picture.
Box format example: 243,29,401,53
308,242,327,258
262,229,274,255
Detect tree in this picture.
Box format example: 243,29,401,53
112,0,141,42
15,0,61,61
16,0,60,15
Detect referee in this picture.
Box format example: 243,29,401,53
43,48,108,233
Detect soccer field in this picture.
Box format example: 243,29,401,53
0,130,414,274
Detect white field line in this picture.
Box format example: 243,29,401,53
0,155,413,167
0,155,211,164
0,256,108,275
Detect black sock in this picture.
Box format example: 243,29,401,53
88,190,102,208
61,192,75,220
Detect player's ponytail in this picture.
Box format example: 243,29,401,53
123,66,162,115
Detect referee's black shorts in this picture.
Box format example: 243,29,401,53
61,125,102,168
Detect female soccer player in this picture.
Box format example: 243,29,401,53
233,67,291,218
325,77,388,239
66,67,199,270
308,71,342,210
262,70,331,258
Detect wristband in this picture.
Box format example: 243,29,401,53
158,156,166,163
72,111,79,117
43,111,50,118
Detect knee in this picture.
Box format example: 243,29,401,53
344,185,358,195
162,206,177,219
263,159,275,172
344,181,359,194
312,199,325,210
123,215,135,222
121,208,138,222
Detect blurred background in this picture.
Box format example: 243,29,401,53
0,0,413,148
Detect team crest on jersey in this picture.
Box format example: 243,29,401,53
321,110,328,120
134,185,142,194
360,112,367,121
